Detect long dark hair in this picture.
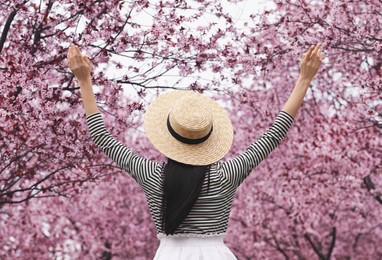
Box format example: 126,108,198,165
161,159,211,235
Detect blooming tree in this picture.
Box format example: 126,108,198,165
0,0,381,259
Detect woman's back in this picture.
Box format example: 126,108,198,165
86,110,293,236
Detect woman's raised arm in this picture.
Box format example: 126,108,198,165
282,43,323,117
67,44,99,116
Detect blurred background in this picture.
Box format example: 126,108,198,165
0,0,381,259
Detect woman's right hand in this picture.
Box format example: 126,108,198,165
67,44,92,83
299,44,323,81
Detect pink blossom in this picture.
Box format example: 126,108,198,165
1,0,381,259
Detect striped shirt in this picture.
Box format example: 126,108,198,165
87,111,294,236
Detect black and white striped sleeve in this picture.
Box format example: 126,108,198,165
86,112,160,185
221,111,294,188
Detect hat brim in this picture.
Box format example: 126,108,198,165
144,91,233,166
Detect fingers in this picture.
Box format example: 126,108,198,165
317,48,325,60
67,44,81,58
305,45,315,59
73,47,83,64
67,47,74,68
301,45,314,64
310,43,321,58
68,44,90,67
67,45,74,60
73,45,82,57
82,55,92,66
67,44,78,63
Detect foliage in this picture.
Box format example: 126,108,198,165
1,0,381,258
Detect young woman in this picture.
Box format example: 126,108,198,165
67,43,322,259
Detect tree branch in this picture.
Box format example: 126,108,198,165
326,227,336,259
363,175,382,205
116,80,182,90
0,9,17,52
304,233,326,260
0,0,29,52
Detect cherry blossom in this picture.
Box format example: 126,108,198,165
1,0,381,259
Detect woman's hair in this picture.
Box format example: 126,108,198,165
161,158,211,235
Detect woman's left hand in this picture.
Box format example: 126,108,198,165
299,43,323,81
67,44,92,83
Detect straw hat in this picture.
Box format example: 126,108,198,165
144,90,233,166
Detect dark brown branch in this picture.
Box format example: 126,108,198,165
363,175,382,205
364,175,376,191
0,0,30,52
0,9,17,52
272,234,290,260
331,45,375,53
304,233,326,260
0,143,45,175
31,0,53,53
116,80,181,90
376,195,382,204
326,227,336,259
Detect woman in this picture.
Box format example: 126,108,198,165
67,43,323,259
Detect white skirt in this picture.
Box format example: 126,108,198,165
153,233,237,260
